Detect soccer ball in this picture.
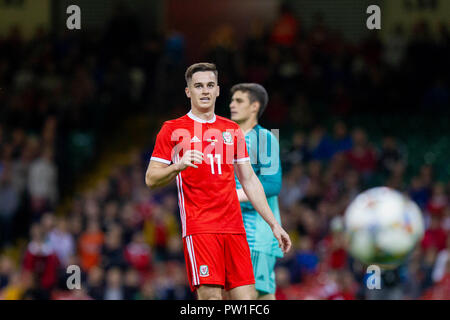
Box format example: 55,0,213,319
344,187,425,266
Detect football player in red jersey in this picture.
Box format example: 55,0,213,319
145,63,291,300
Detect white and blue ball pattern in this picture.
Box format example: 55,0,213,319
344,187,425,266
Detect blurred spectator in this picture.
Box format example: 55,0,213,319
86,266,105,300
103,201,120,230
432,234,450,283
47,217,75,267
324,230,348,271
409,176,431,209
119,203,140,244
101,227,127,270
136,279,157,300
426,183,448,217
308,125,334,162
419,165,434,189
404,248,425,299
421,215,447,252
443,206,450,233
383,24,407,69
421,247,438,291
104,267,124,300
22,224,60,292
378,136,405,175
309,11,330,55
41,213,55,236
270,3,300,48
78,220,104,271
345,128,377,180
123,268,140,300
0,255,14,290
11,136,37,194
0,163,19,248
330,121,353,156
292,236,319,282
301,161,324,210
27,147,58,217
327,270,357,300
284,132,310,168
274,266,294,300
206,25,239,89
243,19,270,83
124,232,152,279
280,165,308,209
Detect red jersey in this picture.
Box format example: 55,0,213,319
150,110,250,238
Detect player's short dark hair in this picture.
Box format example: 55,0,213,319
185,62,218,85
230,83,269,119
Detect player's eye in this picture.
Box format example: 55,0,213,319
207,83,214,88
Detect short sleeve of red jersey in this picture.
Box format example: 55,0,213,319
234,126,250,163
150,122,174,165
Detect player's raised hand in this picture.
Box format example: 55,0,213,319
271,223,292,254
174,150,203,171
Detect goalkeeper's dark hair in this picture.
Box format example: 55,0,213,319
230,83,269,119
185,62,218,85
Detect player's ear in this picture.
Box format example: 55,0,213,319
185,87,191,98
216,85,220,97
252,101,260,115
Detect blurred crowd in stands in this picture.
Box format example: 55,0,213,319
0,4,449,299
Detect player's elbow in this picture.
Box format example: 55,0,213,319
240,173,256,190
145,171,157,189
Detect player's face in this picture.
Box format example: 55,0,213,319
229,91,257,123
185,71,220,111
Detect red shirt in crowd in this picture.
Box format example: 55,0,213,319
421,227,448,251
23,242,59,290
346,147,377,174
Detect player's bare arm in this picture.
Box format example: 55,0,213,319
234,161,292,253
236,188,249,202
145,150,204,189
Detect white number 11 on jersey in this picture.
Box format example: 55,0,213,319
207,154,222,175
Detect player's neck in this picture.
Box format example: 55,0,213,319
238,118,258,135
190,107,215,122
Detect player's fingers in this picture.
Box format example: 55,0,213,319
192,155,203,161
183,158,195,165
280,239,286,252
188,152,203,161
275,234,283,249
188,151,203,160
283,234,292,253
185,162,198,169
284,238,291,253
277,232,286,252
191,150,204,156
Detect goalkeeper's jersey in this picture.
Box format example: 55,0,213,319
235,124,283,257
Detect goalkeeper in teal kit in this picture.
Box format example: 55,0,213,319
229,83,283,300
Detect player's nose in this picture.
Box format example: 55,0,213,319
201,87,210,94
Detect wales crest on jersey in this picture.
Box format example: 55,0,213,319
223,132,233,145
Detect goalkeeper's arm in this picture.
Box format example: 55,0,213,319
234,161,291,253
